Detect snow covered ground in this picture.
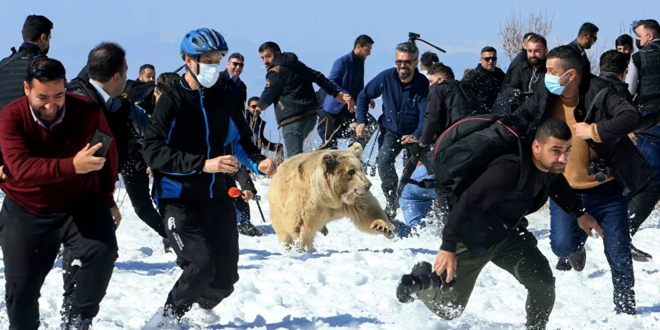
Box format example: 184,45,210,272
1,167,660,330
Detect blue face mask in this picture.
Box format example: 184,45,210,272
544,70,571,95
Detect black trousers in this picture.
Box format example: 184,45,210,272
320,109,378,150
121,154,166,238
159,199,239,310
0,197,118,330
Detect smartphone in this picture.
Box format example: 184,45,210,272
89,129,113,157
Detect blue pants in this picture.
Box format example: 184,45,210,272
629,129,660,234
549,182,634,309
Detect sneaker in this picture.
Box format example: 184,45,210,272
237,221,262,237
631,244,652,262
162,238,173,253
568,246,587,271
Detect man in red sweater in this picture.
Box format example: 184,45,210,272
0,57,120,330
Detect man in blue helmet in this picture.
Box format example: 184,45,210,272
142,28,277,324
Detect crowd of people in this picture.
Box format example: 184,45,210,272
0,13,658,330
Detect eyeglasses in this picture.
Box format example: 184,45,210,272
482,57,497,62
26,69,66,81
395,60,413,67
248,104,258,109
589,35,598,42
229,61,244,68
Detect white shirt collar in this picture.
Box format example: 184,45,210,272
88,79,112,105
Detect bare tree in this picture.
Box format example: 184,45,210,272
499,8,555,61
587,37,608,75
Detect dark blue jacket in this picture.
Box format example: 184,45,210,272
323,51,365,114
357,68,429,137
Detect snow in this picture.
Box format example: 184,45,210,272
1,168,660,330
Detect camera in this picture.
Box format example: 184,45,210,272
406,32,446,53
509,89,534,105
408,32,421,43
587,160,611,183
396,261,454,303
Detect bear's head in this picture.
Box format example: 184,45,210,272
321,143,372,205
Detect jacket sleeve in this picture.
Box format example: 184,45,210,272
547,174,585,218
328,57,350,95
232,167,257,194
307,65,339,98
97,110,119,208
0,107,78,185
142,93,206,174
228,113,267,174
357,73,385,125
420,85,446,145
441,160,519,252
413,86,429,138
593,90,641,142
257,68,285,110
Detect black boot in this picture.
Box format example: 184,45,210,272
238,221,262,237
631,244,653,262
555,257,572,271
66,315,93,330
384,193,398,220
163,237,173,253
568,246,587,271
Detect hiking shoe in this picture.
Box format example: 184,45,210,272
238,221,262,237
631,244,652,262
163,237,173,253
568,246,587,271
555,257,572,271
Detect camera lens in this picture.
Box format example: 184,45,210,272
595,172,608,183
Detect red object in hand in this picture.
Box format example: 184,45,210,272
228,187,242,198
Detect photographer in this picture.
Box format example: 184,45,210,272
408,119,597,330
512,46,643,315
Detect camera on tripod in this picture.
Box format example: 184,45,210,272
587,160,611,183
407,32,447,53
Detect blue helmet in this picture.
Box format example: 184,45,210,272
180,28,228,59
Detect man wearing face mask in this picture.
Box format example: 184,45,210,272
142,28,277,324
0,15,53,111
356,41,429,219
511,45,645,315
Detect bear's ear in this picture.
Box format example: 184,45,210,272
322,153,338,173
348,142,363,159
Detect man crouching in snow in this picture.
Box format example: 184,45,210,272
398,119,602,330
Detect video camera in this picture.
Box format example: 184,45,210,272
509,89,534,106
588,160,611,183
407,32,447,54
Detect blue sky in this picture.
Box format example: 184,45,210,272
1,0,657,142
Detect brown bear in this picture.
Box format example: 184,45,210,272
267,143,394,252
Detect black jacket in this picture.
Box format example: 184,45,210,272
125,79,157,115
420,79,481,145
244,109,282,152
66,77,143,167
599,73,632,104
492,60,547,116
512,74,655,198
257,52,339,127
502,49,527,87
217,70,247,110
567,40,591,75
143,77,266,203
441,146,584,255
461,64,505,111
0,43,46,110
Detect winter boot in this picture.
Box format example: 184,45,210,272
568,246,587,271
163,237,173,253
631,244,652,262
237,221,262,237
66,315,93,330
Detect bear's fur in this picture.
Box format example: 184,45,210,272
267,143,394,252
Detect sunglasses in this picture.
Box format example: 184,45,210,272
395,60,413,66
482,57,497,62
26,69,66,81
589,35,598,42
229,61,244,68
248,104,258,109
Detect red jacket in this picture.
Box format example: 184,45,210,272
0,92,118,214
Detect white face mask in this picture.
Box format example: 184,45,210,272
193,62,221,88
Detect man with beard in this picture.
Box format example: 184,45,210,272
566,22,599,74
0,57,119,329
461,46,505,112
356,41,429,219
502,32,538,87
407,119,599,330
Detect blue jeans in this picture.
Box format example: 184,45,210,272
635,126,660,183
549,182,634,309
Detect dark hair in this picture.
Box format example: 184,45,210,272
258,42,281,54
87,42,126,83
547,45,583,74
427,63,454,80
527,35,548,49
156,72,181,92
229,53,245,61
421,51,440,69
139,64,155,75
535,118,572,142
639,19,660,36
354,34,374,48
599,50,630,75
26,57,66,87
22,15,53,42
481,46,497,54
523,32,538,43
578,22,599,37
615,34,634,49
395,42,419,59
248,96,260,105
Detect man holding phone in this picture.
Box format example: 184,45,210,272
0,58,119,329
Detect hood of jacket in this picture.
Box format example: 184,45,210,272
270,52,300,69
